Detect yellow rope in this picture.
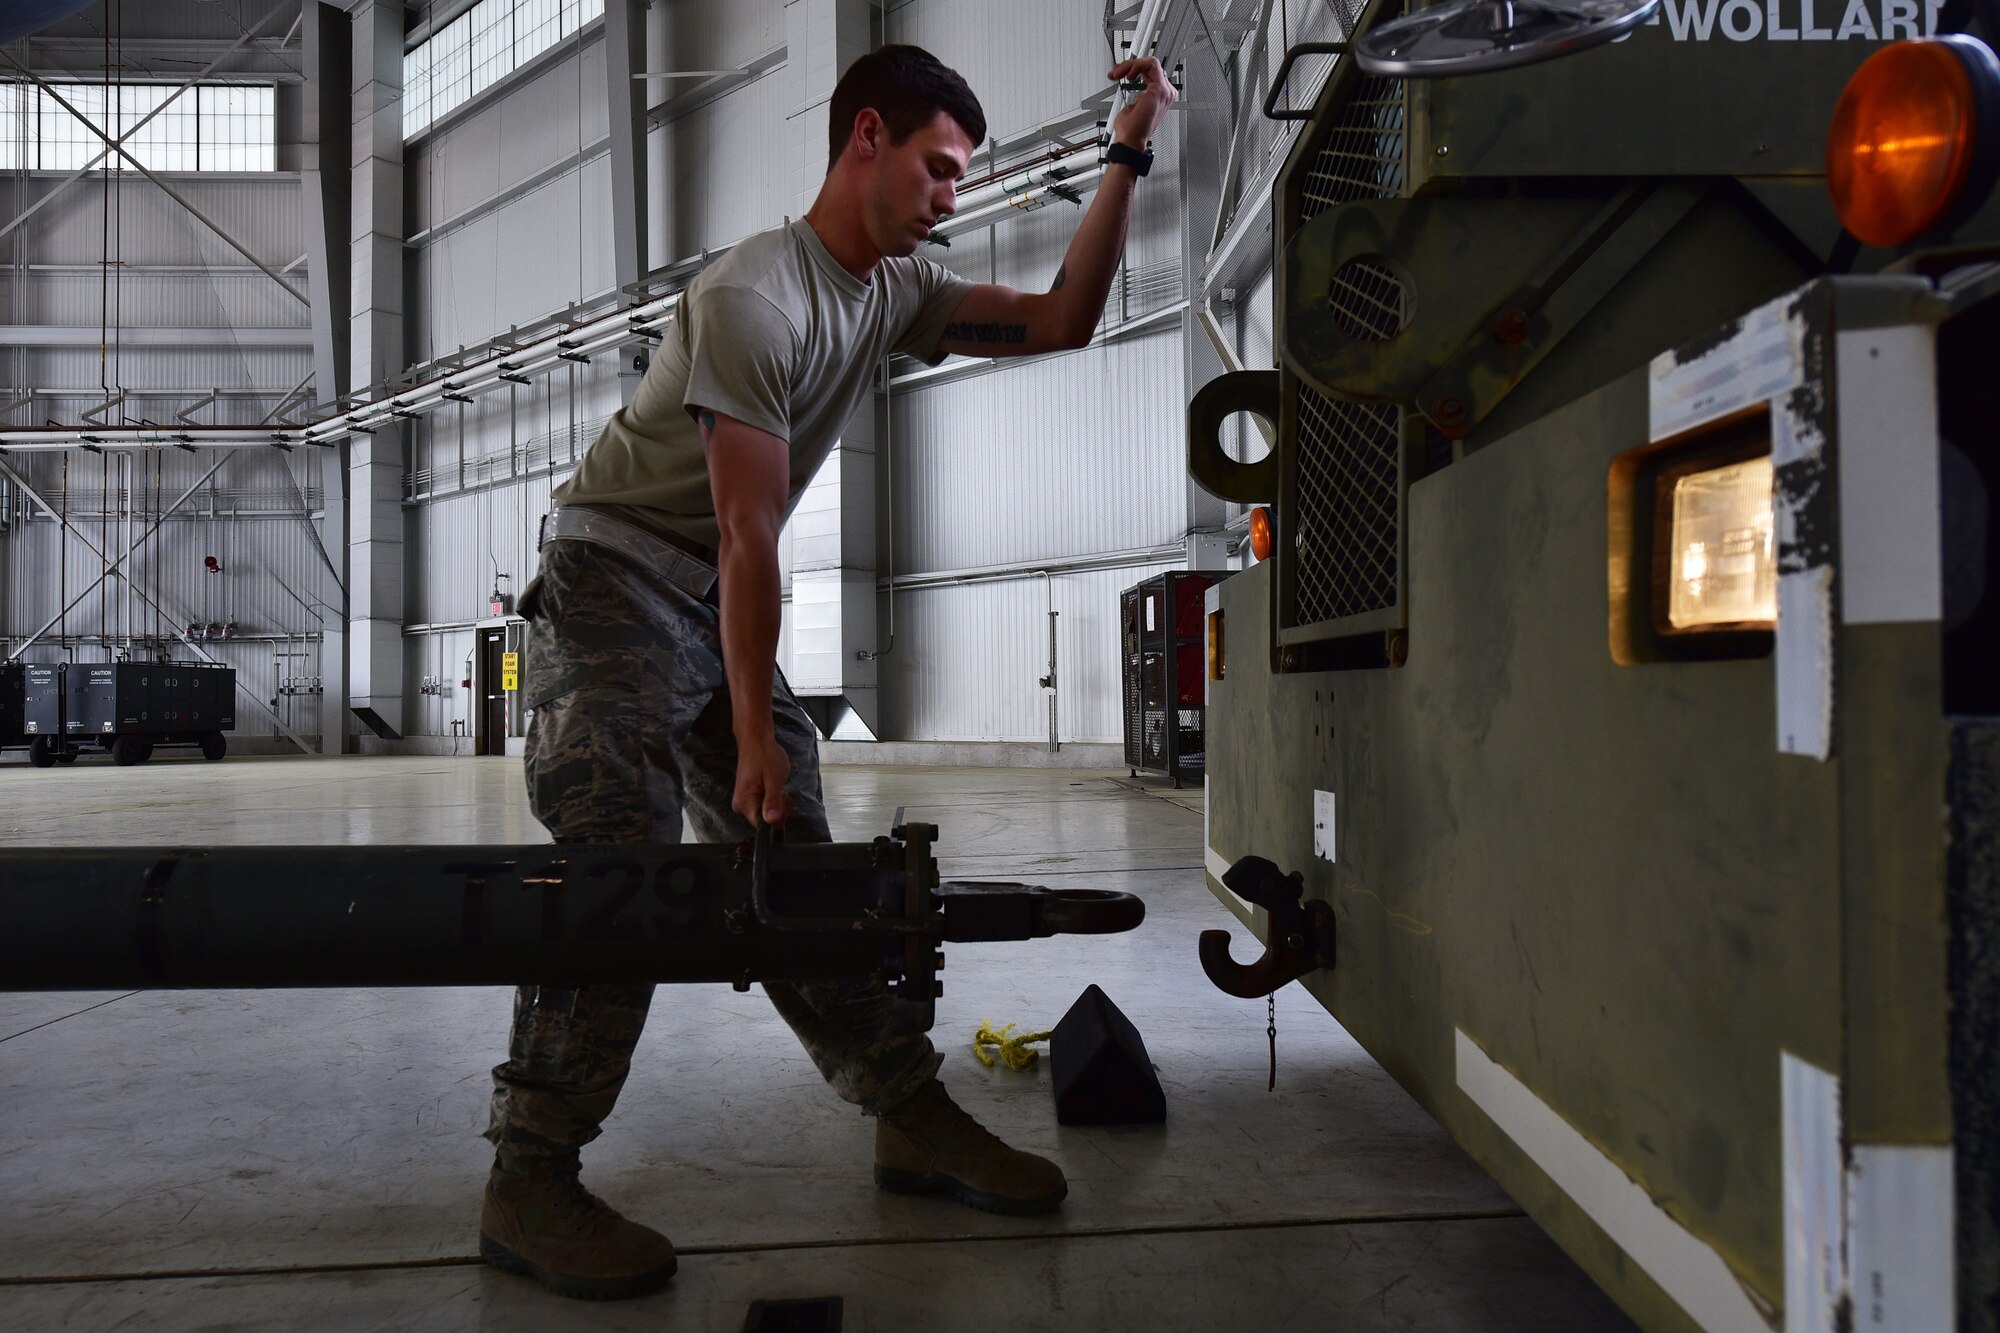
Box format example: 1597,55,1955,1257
972,1020,1054,1071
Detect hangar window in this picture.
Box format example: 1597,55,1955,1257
403,0,606,140
0,82,275,172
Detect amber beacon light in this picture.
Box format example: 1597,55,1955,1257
1827,35,2000,249
1248,506,1275,562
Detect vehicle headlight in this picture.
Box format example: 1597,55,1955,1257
1664,456,1776,632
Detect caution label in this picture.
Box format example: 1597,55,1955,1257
501,651,519,693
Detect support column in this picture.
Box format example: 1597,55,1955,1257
302,0,352,752
347,0,405,741
604,0,650,407
1179,29,1231,546
784,0,881,740
301,1,351,412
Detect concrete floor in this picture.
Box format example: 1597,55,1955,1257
0,755,1635,1331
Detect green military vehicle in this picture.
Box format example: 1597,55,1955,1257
1188,0,2000,1327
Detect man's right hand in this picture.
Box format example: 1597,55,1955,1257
699,405,795,831
733,731,792,828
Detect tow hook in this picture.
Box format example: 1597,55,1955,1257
1198,856,1335,998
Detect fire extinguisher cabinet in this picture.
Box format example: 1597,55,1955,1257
1120,571,1214,788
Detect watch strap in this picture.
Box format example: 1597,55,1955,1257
1104,142,1154,177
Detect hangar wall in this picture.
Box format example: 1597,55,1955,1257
3,0,1277,751
0,0,326,747
396,0,1206,747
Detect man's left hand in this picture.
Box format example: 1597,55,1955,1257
1112,55,1168,149
1108,56,1177,150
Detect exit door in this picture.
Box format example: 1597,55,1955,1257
479,629,508,756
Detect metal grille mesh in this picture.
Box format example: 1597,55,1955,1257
1328,257,1407,342
1299,74,1406,218
1293,382,1400,625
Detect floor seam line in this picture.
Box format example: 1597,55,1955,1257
941,865,1204,879
0,990,143,1045
0,1208,1532,1287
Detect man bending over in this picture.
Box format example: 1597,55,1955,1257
480,43,1176,1301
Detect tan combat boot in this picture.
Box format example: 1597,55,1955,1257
875,1079,1068,1216
479,1153,678,1300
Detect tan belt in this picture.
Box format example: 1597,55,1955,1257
543,505,717,599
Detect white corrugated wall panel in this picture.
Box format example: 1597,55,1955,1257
655,0,785,74
889,327,1186,574
651,68,790,259
5,177,304,268
418,37,604,228
415,153,616,359
406,474,550,627
879,560,1178,743
576,153,617,294
418,213,494,361
23,346,310,396
17,270,310,333
410,29,616,357
410,491,482,626
885,0,1107,144
401,626,481,740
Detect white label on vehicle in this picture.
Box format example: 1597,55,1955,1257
1649,291,1804,441
1777,567,1834,760
1848,1145,1954,1331
1835,327,1942,626
1783,1052,1843,1332
1313,790,1336,863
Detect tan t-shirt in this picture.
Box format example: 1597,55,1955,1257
553,218,973,551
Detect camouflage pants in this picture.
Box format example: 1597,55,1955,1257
485,539,941,1163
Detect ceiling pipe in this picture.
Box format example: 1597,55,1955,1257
0,288,685,451
947,152,1100,216
1,147,1111,453
933,162,1109,241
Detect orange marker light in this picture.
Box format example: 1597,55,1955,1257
1249,506,1275,562
1828,39,1983,248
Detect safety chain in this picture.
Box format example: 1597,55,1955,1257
1266,991,1278,1092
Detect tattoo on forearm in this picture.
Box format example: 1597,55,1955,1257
698,409,716,436
944,321,1029,346
1052,263,1067,291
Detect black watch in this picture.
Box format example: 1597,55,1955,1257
1104,142,1153,176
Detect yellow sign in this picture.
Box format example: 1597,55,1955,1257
501,651,519,692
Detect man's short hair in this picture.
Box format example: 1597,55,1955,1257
827,44,986,172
